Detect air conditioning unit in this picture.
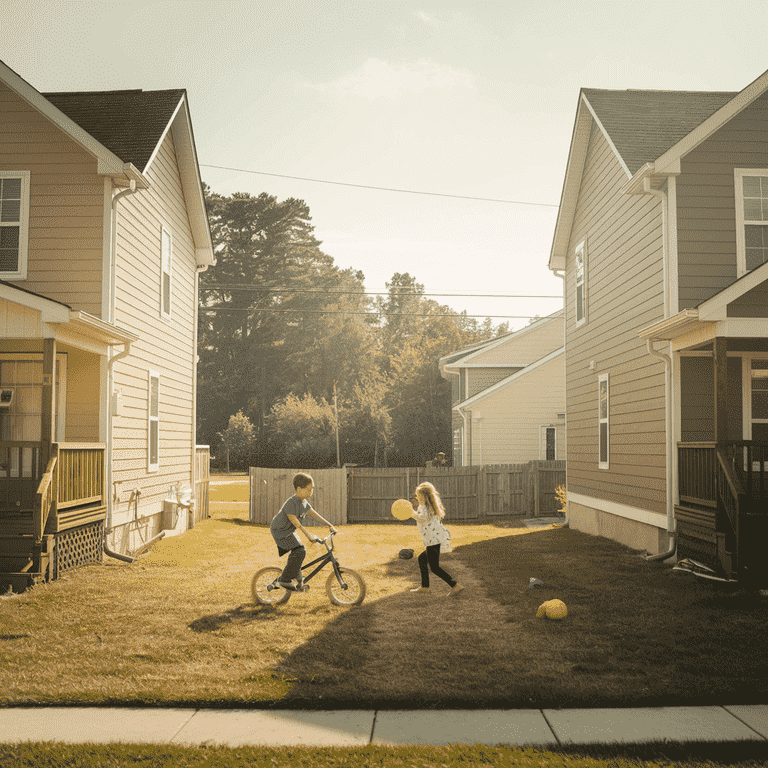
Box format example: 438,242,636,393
0,389,14,410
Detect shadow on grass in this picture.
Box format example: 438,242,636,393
189,603,282,632
249,526,768,710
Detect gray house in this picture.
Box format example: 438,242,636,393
550,70,768,584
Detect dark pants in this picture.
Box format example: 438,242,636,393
279,544,306,583
418,544,456,588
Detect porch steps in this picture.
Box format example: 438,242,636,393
0,534,52,594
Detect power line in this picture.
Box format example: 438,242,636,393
200,164,559,207
199,286,562,299
198,307,539,319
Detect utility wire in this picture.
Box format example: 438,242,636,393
198,307,542,319
199,286,562,299
200,164,559,207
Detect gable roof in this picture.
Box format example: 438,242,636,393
0,59,214,266
439,310,564,375
44,89,185,173
582,89,735,176
549,67,768,271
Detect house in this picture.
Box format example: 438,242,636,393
439,310,565,466
0,60,214,591
550,71,768,585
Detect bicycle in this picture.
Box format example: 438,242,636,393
251,530,366,606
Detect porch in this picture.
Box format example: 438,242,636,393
677,441,768,585
0,441,107,592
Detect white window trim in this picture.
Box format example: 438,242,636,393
734,168,768,278
540,425,557,460
598,373,609,469
575,239,587,327
148,370,160,473
0,171,31,280
160,225,172,320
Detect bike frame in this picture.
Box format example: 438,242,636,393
299,532,346,587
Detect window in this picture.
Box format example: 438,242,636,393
598,374,609,469
575,240,586,325
0,171,30,279
751,360,768,442
541,426,557,460
735,169,768,276
160,226,172,319
148,371,159,472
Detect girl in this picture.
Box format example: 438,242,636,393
410,482,464,596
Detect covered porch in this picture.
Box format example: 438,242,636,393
640,266,768,585
0,283,137,591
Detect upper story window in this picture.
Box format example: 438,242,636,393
160,226,172,319
735,169,768,276
0,171,30,280
575,240,587,326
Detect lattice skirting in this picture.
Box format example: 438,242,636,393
54,521,104,579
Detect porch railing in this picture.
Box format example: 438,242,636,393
721,441,768,502
678,442,717,508
34,445,58,544
55,443,106,510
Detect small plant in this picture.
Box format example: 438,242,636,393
555,484,567,516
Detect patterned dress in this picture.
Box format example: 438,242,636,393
414,504,450,548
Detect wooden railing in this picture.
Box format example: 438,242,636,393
0,441,41,478
678,442,717,508
721,441,768,503
34,446,58,544
55,443,105,510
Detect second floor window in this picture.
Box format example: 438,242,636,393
575,240,586,325
735,169,768,276
161,226,172,319
0,171,30,279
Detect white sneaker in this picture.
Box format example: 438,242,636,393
410,586,429,593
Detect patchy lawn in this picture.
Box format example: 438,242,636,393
1,484,767,709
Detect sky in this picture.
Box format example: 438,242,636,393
3,0,768,329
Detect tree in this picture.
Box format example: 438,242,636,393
266,393,337,468
218,410,256,471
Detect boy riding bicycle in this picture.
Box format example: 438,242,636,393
269,473,337,591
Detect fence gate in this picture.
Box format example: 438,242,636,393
194,445,210,522
249,467,347,526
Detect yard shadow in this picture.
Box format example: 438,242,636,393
188,603,282,632
251,525,768,710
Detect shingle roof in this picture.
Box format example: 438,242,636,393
582,88,737,174
43,89,185,172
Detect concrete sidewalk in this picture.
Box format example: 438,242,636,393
1,706,768,747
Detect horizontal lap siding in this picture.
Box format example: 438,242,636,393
565,122,665,515
471,354,565,464
0,83,104,315
677,93,768,309
471,318,563,365
467,367,519,397
111,131,197,523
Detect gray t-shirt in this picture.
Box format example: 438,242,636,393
270,495,310,551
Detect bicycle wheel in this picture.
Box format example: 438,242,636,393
326,567,366,606
252,566,291,606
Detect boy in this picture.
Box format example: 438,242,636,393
269,473,337,591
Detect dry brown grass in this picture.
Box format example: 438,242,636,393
3,480,768,710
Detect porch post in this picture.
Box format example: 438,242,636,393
714,336,728,445
40,337,56,471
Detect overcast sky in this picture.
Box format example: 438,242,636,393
3,1,768,328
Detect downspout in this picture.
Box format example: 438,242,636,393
455,405,469,467
552,269,567,522
105,181,139,563
642,178,676,561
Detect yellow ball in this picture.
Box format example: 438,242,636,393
536,599,568,620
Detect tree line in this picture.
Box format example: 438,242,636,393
197,186,509,469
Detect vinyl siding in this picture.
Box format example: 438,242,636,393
727,278,768,317
468,317,563,366
110,129,197,526
677,91,768,309
467,367,521,397
565,121,666,516
0,82,104,315
468,354,565,464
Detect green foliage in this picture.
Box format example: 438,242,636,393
198,188,510,467
218,410,255,469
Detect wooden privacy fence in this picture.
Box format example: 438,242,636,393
249,467,347,526
194,446,211,523
347,461,565,523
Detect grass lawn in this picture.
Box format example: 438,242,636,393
2,476,768,712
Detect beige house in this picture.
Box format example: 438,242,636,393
0,60,214,591
439,311,565,466
550,71,768,584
